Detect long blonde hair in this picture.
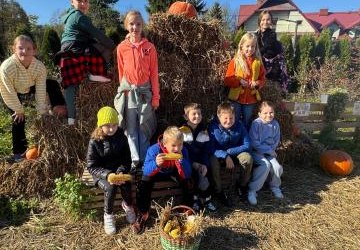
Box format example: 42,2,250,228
234,33,262,77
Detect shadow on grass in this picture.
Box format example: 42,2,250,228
0,196,35,229
199,226,259,249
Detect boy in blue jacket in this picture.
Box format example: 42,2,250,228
180,103,217,212
134,126,193,234
208,102,253,207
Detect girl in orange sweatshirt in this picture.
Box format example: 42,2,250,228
224,32,265,130
115,11,160,173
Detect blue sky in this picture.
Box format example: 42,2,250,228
16,0,360,25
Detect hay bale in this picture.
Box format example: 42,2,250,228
0,81,117,197
147,13,231,124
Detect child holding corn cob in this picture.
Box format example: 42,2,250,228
134,126,193,234
86,106,135,235
224,32,266,130
179,103,217,212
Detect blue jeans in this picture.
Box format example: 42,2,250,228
126,108,149,163
231,102,256,130
64,85,77,119
248,153,283,192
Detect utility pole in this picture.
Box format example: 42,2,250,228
279,19,302,54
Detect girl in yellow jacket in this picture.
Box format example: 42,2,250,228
224,33,265,130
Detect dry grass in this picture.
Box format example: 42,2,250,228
0,158,359,250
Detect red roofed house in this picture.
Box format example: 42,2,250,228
237,0,360,39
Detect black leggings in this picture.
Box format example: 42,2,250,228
97,179,132,214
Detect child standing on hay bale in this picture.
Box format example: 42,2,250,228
179,103,217,213
0,35,65,163
208,102,253,207
86,106,136,235
114,10,159,173
247,101,284,205
57,0,115,125
134,126,193,234
224,32,266,130
255,11,290,94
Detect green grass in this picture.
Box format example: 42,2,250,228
0,105,12,157
0,104,37,158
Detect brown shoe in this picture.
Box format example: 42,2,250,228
132,212,149,234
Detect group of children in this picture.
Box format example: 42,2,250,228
0,0,286,236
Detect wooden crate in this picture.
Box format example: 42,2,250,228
81,167,239,210
284,101,360,140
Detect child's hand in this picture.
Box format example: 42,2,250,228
156,153,166,167
250,81,258,88
197,164,207,176
12,112,25,123
225,156,234,170
240,79,248,87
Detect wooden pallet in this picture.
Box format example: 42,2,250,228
81,168,239,210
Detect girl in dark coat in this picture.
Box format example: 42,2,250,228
86,106,135,235
255,10,290,93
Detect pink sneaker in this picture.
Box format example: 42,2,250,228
121,201,136,224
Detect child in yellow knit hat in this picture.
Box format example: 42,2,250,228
224,32,266,130
86,106,135,235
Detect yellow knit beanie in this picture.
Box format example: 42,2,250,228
97,106,119,127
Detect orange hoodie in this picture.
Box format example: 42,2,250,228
117,38,160,107
224,57,265,104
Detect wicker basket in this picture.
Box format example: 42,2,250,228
159,205,202,250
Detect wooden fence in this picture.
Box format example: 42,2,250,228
284,101,360,140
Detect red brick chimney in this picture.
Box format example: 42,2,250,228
319,8,329,16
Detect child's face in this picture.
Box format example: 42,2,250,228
241,39,256,58
259,105,275,123
101,123,118,136
126,15,143,41
260,13,272,32
163,138,183,153
185,108,202,127
71,0,89,14
14,39,35,68
218,111,235,129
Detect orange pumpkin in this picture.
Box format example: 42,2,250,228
52,105,68,118
320,150,353,176
168,1,197,18
26,147,39,160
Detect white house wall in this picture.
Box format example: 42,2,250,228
243,10,316,35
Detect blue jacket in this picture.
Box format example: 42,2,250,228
180,123,212,167
249,117,280,156
208,117,251,159
143,143,192,178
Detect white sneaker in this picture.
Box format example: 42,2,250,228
68,118,75,125
104,213,116,235
121,201,136,224
272,188,284,199
88,74,111,83
248,191,257,205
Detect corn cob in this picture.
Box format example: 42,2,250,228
163,153,183,161
108,173,132,183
